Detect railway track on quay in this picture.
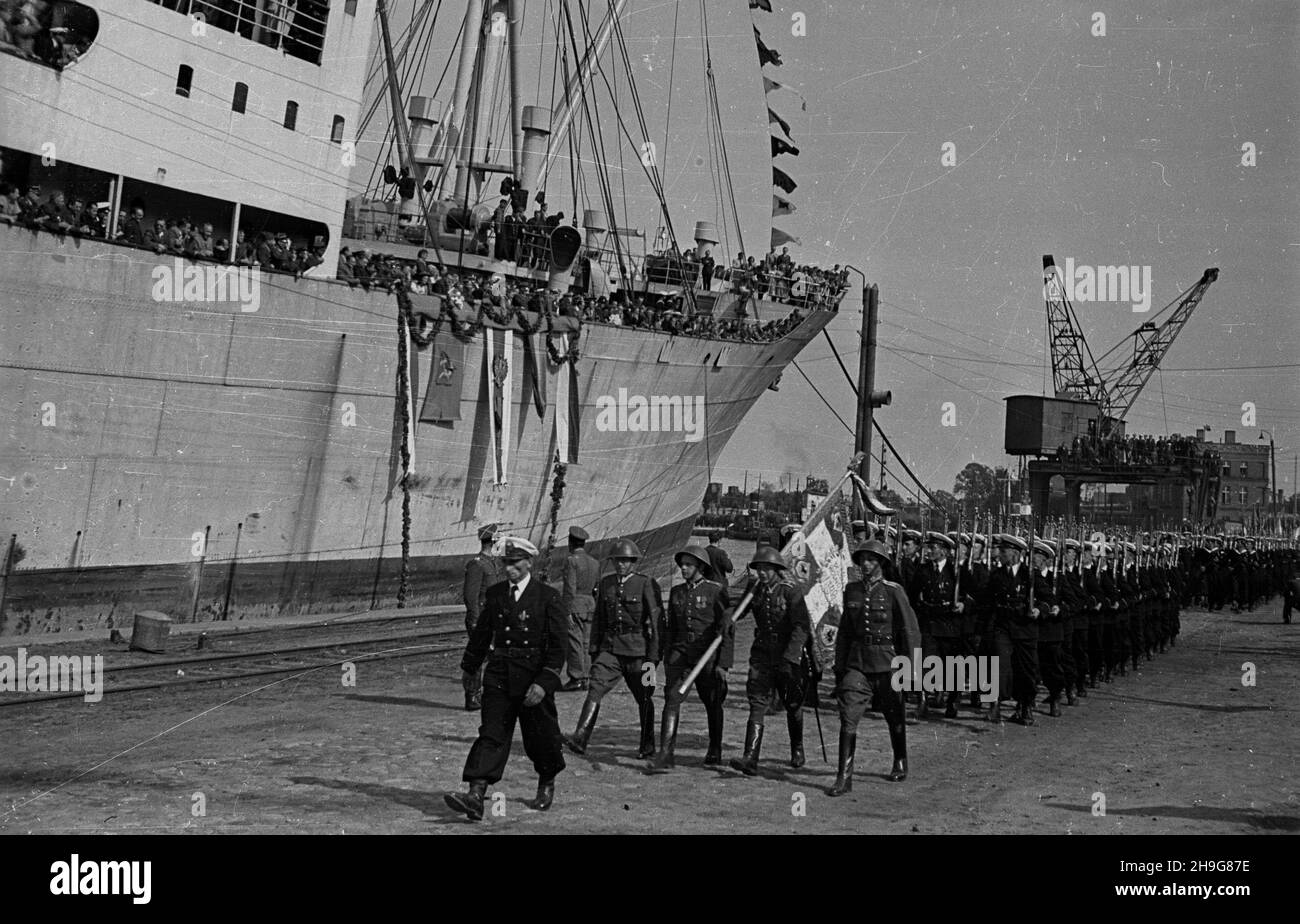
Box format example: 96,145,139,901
0,609,467,706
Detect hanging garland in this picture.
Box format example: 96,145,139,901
541,451,568,577
396,280,579,360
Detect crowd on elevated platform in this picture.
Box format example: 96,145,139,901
1054,432,1218,469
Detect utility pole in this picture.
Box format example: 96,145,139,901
847,273,890,515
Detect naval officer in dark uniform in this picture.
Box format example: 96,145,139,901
445,538,568,821
461,525,502,710
828,540,921,794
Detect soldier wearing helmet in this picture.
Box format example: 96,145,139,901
826,540,921,795
564,538,663,759
729,546,811,777
647,546,734,772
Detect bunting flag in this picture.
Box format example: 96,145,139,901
754,27,782,67
485,328,514,484
767,107,792,140
772,194,795,217
763,76,808,111
553,336,579,465
773,166,798,194
771,136,799,158
522,331,547,418
419,332,465,422
771,227,802,248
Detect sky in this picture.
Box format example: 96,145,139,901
357,0,1300,501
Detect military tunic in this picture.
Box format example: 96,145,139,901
661,577,733,707
744,579,810,724
1033,568,1065,702
588,571,662,705
983,562,1037,708
835,577,921,727
561,547,602,683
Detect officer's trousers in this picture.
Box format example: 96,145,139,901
463,678,565,785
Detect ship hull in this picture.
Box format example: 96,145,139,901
0,226,831,636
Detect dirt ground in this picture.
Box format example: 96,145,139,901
1,600,1296,835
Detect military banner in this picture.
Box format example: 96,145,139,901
778,470,853,671
485,328,513,484
676,463,857,696
419,333,465,422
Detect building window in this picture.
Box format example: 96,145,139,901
345,0,357,13
176,64,193,98
284,101,298,130
331,115,345,143
1239,463,1248,477
1222,464,1230,477
1238,488,1248,504
1221,487,1230,504
232,82,248,114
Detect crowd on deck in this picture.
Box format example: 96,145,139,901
1,184,327,273
1055,432,1218,469
338,246,808,343
0,0,95,69
3,180,820,343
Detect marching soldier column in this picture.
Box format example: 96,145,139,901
442,520,1295,818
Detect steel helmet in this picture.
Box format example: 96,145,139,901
674,546,712,574
610,538,642,560
748,546,788,570
852,540,892,566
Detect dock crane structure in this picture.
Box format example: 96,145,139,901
1006,256,1221,522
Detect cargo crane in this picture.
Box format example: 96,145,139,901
1042,254,1219,436
1006,257,1220,523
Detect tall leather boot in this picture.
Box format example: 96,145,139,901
647,704,679,773
826,728,856,796
944,692,959,719
886,721,908,782
703,699,725,766
564,698,601,755
531,776,555,811
787,708,805,769
729,721,764,776
637,697,657,759
985,700,1002,723
444,779,488,821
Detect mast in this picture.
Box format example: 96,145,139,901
377,0,444,261
535,0,630,193
507,0,524,178
460,0,510,204
435,0,486,201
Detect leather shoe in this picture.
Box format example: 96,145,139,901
531,778,555,811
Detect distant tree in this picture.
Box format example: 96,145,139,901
927,490,958,526
954,462,997,514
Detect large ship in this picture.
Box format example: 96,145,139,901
0,0,847,635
